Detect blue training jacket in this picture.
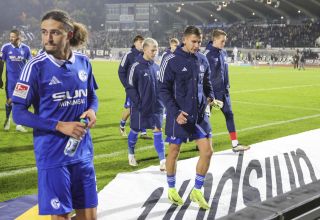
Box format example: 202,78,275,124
204,41,230,95
118,46,142,88
159,45,214,138
126,56,164,130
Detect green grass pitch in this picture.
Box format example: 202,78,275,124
0,62,319,202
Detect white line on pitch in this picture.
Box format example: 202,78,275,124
1,113,320,178
233,100,320,111
231,84,319,94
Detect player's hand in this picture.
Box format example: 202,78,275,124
209,99,224,110
0,79,3,89
176,111,188,125
80,109,96,128
56,121,87,140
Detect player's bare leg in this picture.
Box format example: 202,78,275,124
119,108,130,136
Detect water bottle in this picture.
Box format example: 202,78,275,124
64,118,88,157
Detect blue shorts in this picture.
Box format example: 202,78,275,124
38,160,98,215
124,95,131,108
165,124,212,145
5,79,17,99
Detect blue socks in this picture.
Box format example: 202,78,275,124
128,130,138,154
5,103,12,119
120,120,126,128
167,174,176,188
194,174,206,189
153,131,165,161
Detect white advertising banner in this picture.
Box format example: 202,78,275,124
97,129,320,219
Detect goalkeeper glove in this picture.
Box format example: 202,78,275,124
210,99,224,110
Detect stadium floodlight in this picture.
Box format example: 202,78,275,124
281,16,284,19
298,10,301,14
210,14,213,17
252,12,255,16
214,18,218,22
267,0,272,4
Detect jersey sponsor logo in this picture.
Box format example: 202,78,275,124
52,89,87,101
78,70,88,82
13,83,30,99
182,67,188,72
144,72,148,77
9,55,24,62
49,76,62,85
50,197,60,209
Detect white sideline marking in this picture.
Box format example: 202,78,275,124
233,100,320,112
1,113,320,178
231,84,319,94
213,113,320,136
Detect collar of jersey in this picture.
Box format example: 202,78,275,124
175,44,197,58
46,51,75,67
206,42,221,53
137,55,154,65
10,43,22,49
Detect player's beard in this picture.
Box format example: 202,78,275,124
44,43,58,55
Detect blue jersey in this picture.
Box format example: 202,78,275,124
12,51,98,169
1,43,31,82
204,42,230,94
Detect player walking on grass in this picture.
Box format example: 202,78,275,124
118,35,151,139
126,38,166,170
159,26,218,210
12,10,98,220
1,29,31,132
204,29,250,152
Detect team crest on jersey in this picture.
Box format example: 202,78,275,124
200,65,205,72
50,197,60,209
13,83,30,99
78,70,88,82
20,50,24,55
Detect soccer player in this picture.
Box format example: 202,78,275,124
160,38,179,63
204,29,250,152
12,10,98,220
126,38,166,170
118,35,151,139
0,60,4,89
159,26,217,210
1,29,31,132
160,38,180,119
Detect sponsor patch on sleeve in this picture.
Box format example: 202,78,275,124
13,83,30,99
